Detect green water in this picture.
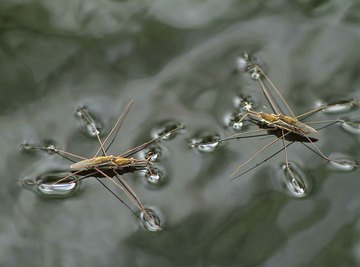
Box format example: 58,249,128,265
1,1,360,266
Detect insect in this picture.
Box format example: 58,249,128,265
20,100,183,231
221,53,358,185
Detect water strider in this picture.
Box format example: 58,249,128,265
218,53,359,189
20,100,184,231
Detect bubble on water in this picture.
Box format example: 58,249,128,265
140,207,163,232
189,132,220,153
20,171,80,197
341,119,360,135
75,106,103,138
151,120,185,141
320,99,357,114
328,153,358,171
280,162,309,198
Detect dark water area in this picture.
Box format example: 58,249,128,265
1,1,360,266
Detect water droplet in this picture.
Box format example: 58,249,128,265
151,120,185,141
280,162,309,198
75,106,103,138
322,99,357,114
341,120,360,135
328,154,358,171
189,132,220,153
140,207,163,232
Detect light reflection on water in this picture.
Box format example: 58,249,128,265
1,1,360,267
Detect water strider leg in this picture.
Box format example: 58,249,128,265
302,134,358,168
94,100,135,157
20,144,87,162
296,99,357,120
95,167,149,218
119,125,184,158
280,129,297,181
261,72,296,117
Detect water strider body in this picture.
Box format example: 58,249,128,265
70,155,150,177
20,100,183,231
221,52,359,182
245,109,318,136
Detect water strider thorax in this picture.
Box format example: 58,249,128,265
250,111,318,136
70,156,140,170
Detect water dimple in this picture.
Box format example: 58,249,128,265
20,142,34,152
75,106,103,138
224,112,249,130
235,53,249,73
143,166,167,186
20,171,80,197
151,120,185,141
321,99,357,114
280,162,309,198
341,119,360,135
140,146,162,162
189,132,220,153
140,207,163,232
37,181,78,196
20,140,59,155
249,67,261,80
329,154,358,171
233,94,257,111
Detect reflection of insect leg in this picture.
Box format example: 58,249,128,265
280,128,297,181
230,131,292,179
93,100,135,157
95,168,149,219
259,72,296,116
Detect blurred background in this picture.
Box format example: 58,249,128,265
1,0,360,266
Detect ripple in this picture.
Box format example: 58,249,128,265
189,132,220,153
328,153,358,171
321,99,357,114
341,119,360,135
280,162,309,198
20,171,80,197
20,140,59,155
140,207,163,232
75,106,103,138
139,146,162,162
235,54,249,73
233,94,257,111
143,166,167,187
37,181,78,196
150,120,185,141
224,112,252,130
